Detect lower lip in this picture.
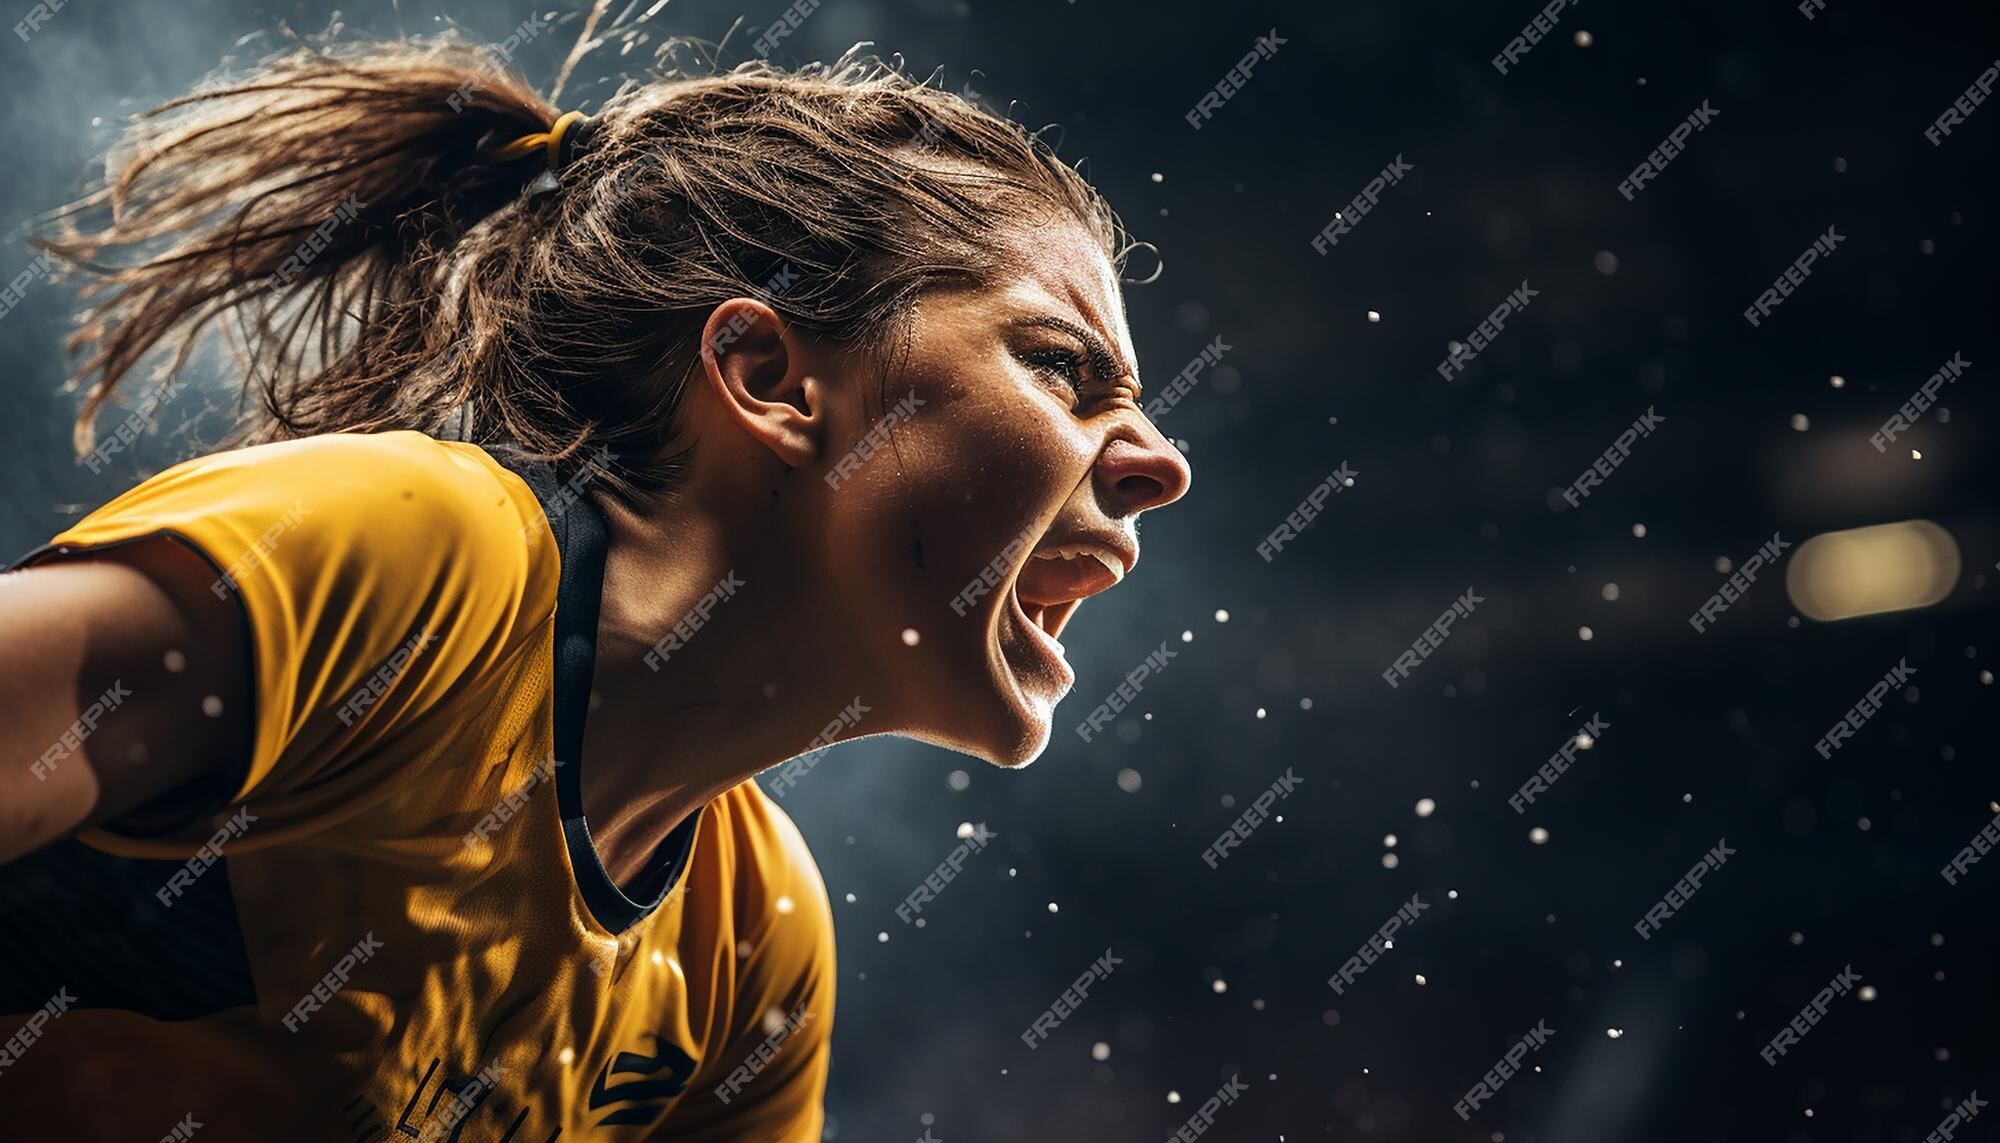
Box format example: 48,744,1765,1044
1008,584,1075,688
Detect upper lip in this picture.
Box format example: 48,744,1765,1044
1012,530,1137,641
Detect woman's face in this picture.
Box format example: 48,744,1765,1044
809,218,1192,766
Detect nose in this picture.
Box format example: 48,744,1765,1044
1094,420,1192,515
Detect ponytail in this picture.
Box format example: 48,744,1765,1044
36,39,561,456
36,35,1132,505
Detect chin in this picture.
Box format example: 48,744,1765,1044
905,680,1057,770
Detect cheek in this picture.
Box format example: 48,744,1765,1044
821,380,1086,620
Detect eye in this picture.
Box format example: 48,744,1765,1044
1019,347,1089,394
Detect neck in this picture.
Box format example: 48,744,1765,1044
575,475,863,888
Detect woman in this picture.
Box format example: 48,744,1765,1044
0,35,1188,1142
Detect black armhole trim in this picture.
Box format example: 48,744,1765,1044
6,529,258,838
485,446,699,936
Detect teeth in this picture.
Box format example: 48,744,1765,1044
1032,544,1124,581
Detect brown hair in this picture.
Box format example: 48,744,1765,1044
36,36,1135,503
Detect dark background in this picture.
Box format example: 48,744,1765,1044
3,1,1996,1140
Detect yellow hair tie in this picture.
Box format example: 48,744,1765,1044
488,110,590,171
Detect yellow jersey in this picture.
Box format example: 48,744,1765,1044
0,431,835,1141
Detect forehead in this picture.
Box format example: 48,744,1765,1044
995,218,1136,374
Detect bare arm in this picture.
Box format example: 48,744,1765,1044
0,534,250,864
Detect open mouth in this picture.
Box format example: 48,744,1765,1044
1000,533,1136,685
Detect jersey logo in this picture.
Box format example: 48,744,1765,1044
588,1034,698,1127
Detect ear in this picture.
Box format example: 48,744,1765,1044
697,298,826,469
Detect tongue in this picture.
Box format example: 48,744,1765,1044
1016,555,1117,607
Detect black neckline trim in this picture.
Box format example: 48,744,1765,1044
487,446,700,936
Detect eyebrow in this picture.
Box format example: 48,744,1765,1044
1013,315,1140,398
